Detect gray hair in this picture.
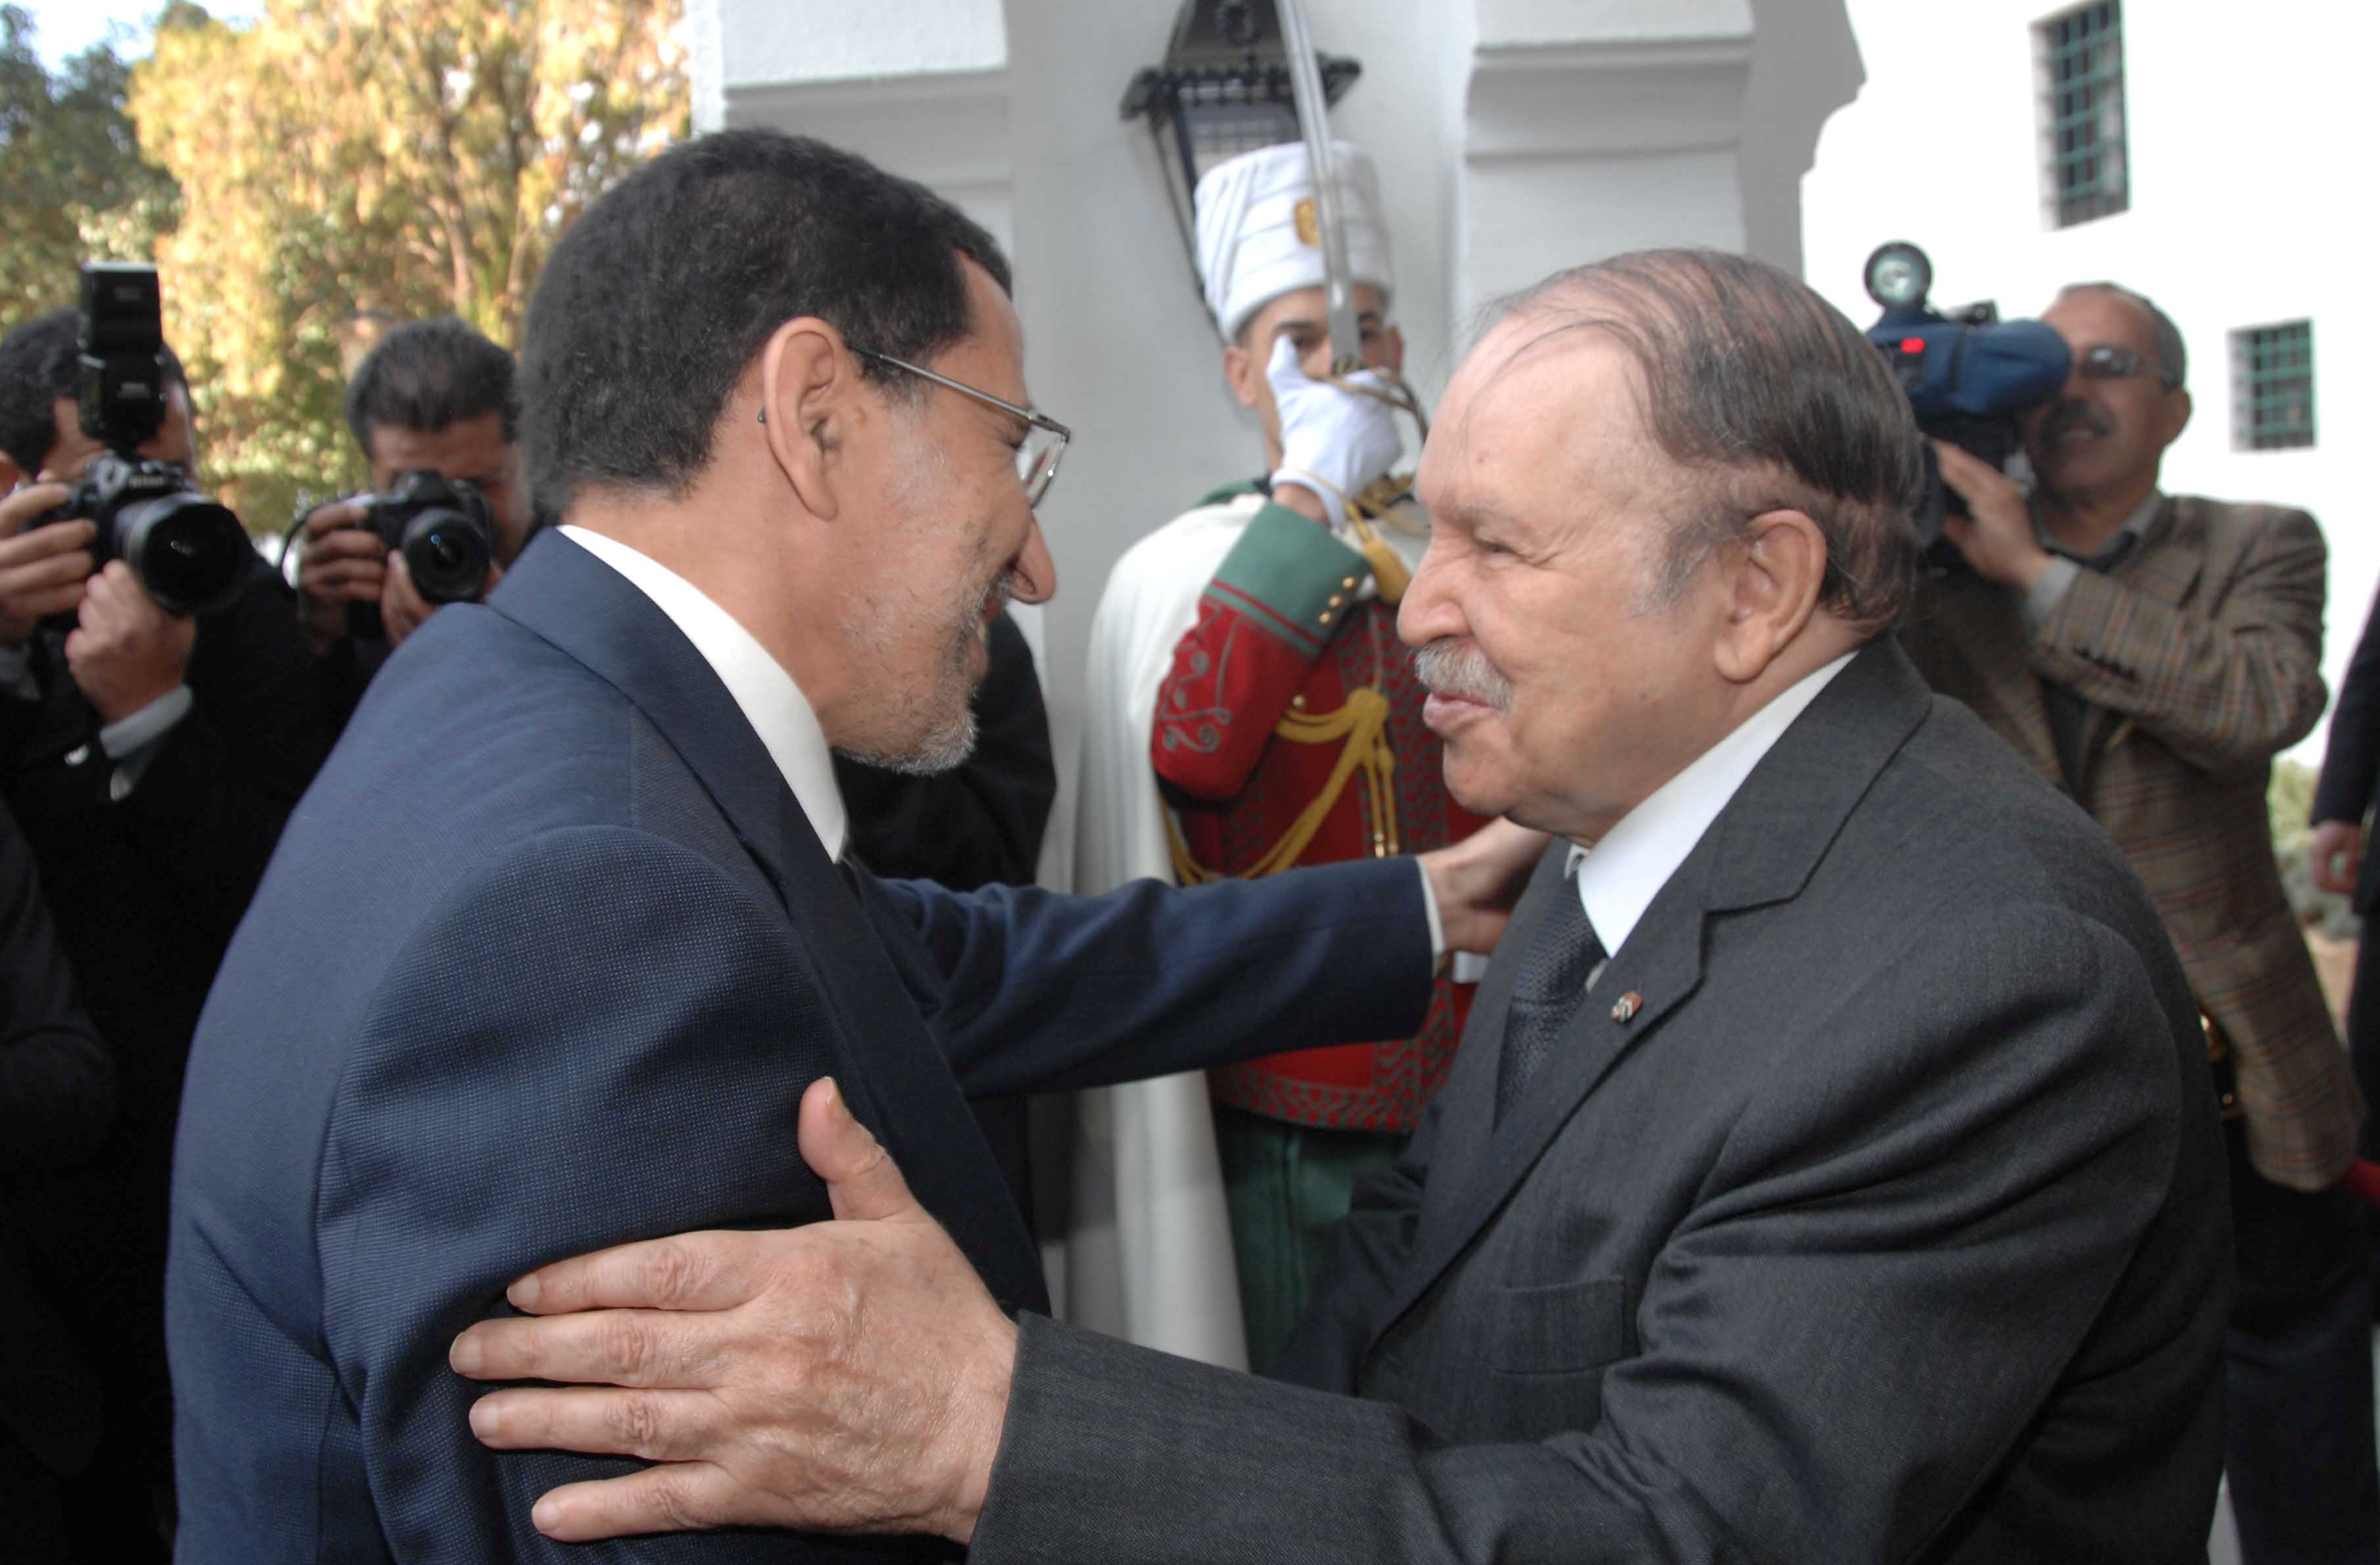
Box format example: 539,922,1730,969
2056,281,2187,390
1488,250,1926,638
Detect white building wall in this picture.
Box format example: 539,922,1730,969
1805,0,2380,762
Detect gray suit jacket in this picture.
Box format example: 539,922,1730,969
970,641,2231,1564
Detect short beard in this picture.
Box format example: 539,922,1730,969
1413,638,1514,709
838,572,1009,777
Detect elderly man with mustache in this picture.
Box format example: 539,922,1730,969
1903,281,2371,1565
448,249,2237,1564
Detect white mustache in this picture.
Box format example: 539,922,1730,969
1414,640,1513,710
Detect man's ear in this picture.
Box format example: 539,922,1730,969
758,318,856,523
0,454,19,493
2159,386,2193,447
1381,323,1407,376
1712,508,1828,685
1222,340,1260,410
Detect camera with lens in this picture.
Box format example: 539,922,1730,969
342,470,498,640
1861,242,2072,560
32,263,252,617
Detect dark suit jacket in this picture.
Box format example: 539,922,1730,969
166,531,1433,1563
970,641,2231,1565
2314,575,2380,912
0,796,110,1484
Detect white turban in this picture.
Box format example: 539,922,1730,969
1193,141,1393,343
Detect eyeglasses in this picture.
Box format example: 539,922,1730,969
2076,342,2180,391
850,348,1071,506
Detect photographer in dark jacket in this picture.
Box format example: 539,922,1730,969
0,796,110,1558
0,306,327,1559
294,316,537,730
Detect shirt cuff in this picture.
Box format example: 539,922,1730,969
2022,556,2081,632
1416,858,1446,964
98,684,194,800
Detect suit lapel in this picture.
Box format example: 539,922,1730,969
1371,642,1935,1346
489,533,1047,1313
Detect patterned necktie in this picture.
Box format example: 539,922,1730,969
1493,877,1605,1125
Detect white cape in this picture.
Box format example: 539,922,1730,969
1065,493,1262,1369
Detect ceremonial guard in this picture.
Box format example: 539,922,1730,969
1077,140,1487,1371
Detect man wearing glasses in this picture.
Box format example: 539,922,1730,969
1902,281,2375,1565
164,129,1539,1563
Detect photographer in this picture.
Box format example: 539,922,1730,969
0,302,326,1559
296,316,533,728
1899,280,2373,1565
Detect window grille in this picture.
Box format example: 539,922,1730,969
2233,322,2316,451
2037,2,2128,227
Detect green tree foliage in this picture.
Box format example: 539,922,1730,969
126,0,686,529
0,6,181,326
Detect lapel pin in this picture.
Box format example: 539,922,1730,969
1611,991,1642,1023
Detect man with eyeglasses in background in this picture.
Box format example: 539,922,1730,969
1901,280,2375,1565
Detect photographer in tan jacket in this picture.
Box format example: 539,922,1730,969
1901,280,2370,1565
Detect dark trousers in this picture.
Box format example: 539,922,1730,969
2227,1120,2380,1565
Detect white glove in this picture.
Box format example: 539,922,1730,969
1267,333,1404,518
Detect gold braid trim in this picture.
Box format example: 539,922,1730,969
1168,686,1399,885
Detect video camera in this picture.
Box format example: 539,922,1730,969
32,263,252,617
1861,242,2071,558
343,470,500,640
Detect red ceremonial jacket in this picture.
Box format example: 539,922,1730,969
1153,483,1488,1134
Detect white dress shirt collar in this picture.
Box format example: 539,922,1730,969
1564,651,1856,958
559,525,848,862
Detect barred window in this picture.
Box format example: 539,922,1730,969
2036,2,2128,228
2232,322,2316,451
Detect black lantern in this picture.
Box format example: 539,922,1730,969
1120,0,1361,299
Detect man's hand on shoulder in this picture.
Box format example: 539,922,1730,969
64,561,195,724
451,1077,1014,1544
1933,439,2052,592
1421,817,1551,959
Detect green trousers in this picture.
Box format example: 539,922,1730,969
1213,1102,1407,1373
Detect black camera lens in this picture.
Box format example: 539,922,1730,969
114,491,250,617
400,506,494,604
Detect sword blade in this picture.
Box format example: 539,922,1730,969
1276,0,1362,376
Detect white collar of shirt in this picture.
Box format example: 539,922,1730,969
1563,651,1856,958
559,525,848,862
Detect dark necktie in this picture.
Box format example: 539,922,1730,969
1494,876,1605,1124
